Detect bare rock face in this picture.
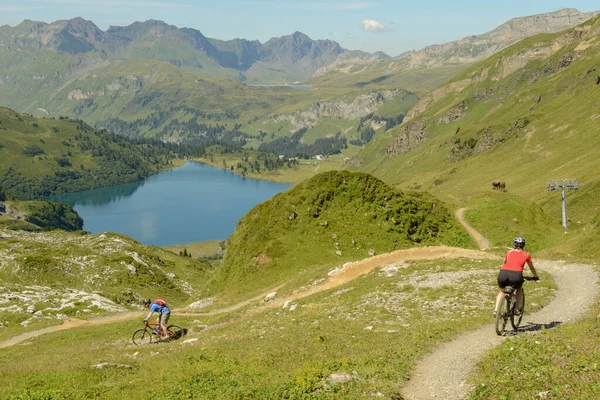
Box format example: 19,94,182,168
272,89,404,131
386,120,427,156
67,89,92,100
435,101,468,125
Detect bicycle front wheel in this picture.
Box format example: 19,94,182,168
166,324,185,341
511,290,525,329
132,328,153,345
495,295,509,336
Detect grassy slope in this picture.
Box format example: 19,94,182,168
351,16,600,254
0,257,556,399
208,170,473,304
2,200,82,231
309,63,467,96
0,229,213,337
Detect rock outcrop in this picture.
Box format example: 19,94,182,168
386,120,427,156
273,89,405,131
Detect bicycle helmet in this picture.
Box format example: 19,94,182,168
143,298,151,306
513,236,526,249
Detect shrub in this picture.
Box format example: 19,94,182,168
22,145,44,157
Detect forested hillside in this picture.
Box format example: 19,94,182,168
0,107,201,199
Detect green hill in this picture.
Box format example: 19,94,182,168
208,170,473,302
0,107,185,199
0,229,212,333
351,16,600,254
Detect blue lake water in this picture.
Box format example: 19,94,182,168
54,162,292,246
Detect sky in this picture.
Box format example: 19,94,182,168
0,1,598,56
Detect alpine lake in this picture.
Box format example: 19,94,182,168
54,161,292,246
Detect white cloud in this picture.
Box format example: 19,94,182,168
361,19,387,32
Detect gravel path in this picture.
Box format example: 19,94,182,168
0,246,497,349
455,208,491,250
401,245,599,397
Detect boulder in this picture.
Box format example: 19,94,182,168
265,292,277,302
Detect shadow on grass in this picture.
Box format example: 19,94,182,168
168,326,187,341
503,320,563,336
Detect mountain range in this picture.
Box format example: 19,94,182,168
3,8,596,86
0,8,597,155
314,8,600,86
0,17,349,83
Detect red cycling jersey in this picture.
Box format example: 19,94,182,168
500,249,531,272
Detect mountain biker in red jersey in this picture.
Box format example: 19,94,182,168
494,237,539,315
142,298,170,339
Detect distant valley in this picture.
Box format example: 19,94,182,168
0,8,595,166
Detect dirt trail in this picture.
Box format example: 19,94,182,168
0,312,139,349
262,246,498,311
0,247,495,349
402,260,598,400
456,208,491,250
401,209,599,400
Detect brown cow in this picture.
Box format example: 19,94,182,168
492,181,506,192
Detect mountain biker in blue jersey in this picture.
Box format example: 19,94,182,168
142,298,170,339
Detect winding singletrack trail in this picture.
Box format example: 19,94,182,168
0,312,139,349
456,208,490,250
0,247,496,349
401,210,599,400
3,205,596,400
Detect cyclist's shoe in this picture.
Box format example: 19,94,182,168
515,308,523,316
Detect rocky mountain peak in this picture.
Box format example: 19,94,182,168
106,19,176,40
64,17,105,43
486,8,600,40
263,31,343,62
392,7,599,69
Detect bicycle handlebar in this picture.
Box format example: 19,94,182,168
524,276,539,281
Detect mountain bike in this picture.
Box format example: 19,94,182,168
495,276,539,335
132,320,185,345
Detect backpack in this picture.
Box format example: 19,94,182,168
154,297,167,307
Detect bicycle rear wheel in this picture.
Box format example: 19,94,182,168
511,290,525,329
166,324,185,341
132,328,153,345
495,295,509,336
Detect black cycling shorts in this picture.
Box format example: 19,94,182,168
497,270,524,289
